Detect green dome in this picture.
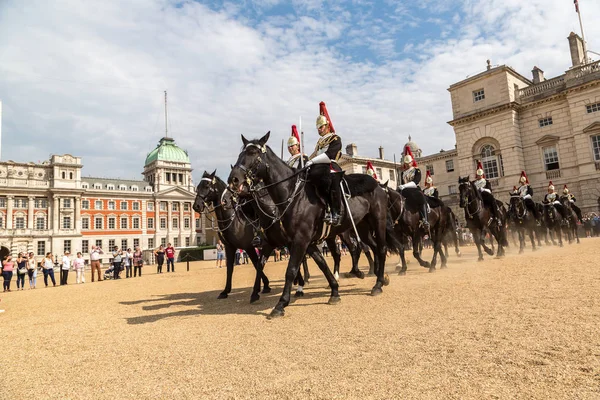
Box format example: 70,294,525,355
145,137,190,166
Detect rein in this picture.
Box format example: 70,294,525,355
460,184,481,219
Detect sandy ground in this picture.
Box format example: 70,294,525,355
2,238,600,399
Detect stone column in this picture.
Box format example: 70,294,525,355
154,199,160,246
6,195,13,229
179,201,185,246
74,196,81,232
167,200,172,244
53,196,60,233
190,203,196,246
28,196,35,229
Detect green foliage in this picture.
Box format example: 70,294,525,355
177,246,216,262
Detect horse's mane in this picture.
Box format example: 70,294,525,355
469,181,482,201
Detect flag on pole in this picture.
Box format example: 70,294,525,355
574,0,579,13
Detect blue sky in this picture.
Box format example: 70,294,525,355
0,0,598,182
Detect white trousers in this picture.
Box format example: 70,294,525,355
76,268,86,284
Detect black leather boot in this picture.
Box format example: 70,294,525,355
421,204,430,230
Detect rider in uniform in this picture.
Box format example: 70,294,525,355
561,185,583,222
472,161,502,226
305,101,343,226
517,170,541,221
423,170,439,199
365,161,379,182
287,125,308,169
543,181,566,218
397,145,429,229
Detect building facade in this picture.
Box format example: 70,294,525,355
0,137,217,258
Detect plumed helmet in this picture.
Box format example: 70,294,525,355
512,186,518,193
548,181,554,191
563,184,569,194
403,145,417,167
316,114,329,129
366,161,378,180
316,101,335,133
425,170,433,184
287,125,300,147
476,160,484,177
519,170,529,184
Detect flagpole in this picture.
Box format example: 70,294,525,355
299,116,305,169
576,0,589,64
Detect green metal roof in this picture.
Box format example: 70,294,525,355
144,137,190,166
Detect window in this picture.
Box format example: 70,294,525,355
543,146,560,171
62,171,66,179
107,184,115,190
15,217,25,229
184,203,190,211
184,218,190,229
161,237,166,247
120,201,128,210
160,202,166,211
0,216,3,228
361,166,367,174
539,117,553,127
63,216,71,229
389,170,395,182
95,239,102,248
166,172,171,182
473,89,485,102
174,238,179,247
426,165,434,176
69,172,73,180
35,198,48,208
120,217,128,229
147,218,154,229
95,200,103,210
14,198,27,208
64,240,71,253
445,160,454,172
108,217,116,229
95,217,103,230
148,238,154,249
185,237,190,247
172,218,178,229
132,202,140,211
195,218,201,229
147,202,154,211
81,218,90,230
586,102,600,113
172,203,179,212
108,201,115,210
376,168,382,178
480,145,499,179
108,239,116,251
36,217,46,230
94,183,102,190
160,218,166,229
133,238,139,249
145,187,153,193
591,135,600,161
82,183,89,189
37,241,46,256
0,198,5,207
81,200,89,209
82,240,89,254
448,185,458,195
133,217,140,229
121,239,128,250
131,186,139,192
119,185,127,191
63,199,71,208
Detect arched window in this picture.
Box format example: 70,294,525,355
480,145,500,179
69,172,73,179
61,172,66,179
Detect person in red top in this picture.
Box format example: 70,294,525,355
165,243,176,272
2,255,15,292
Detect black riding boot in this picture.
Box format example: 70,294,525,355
420,203,430,230
573,204,583,222
329,173,343,226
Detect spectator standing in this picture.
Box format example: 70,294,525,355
154,246,165,274
165,243,176,272
89,245,103,282
322,241,328,257
27,252,37,289
42,252,56,287
242,250,249,265
133,246,143,277
216,240,224,268
112,247,123,280
15,253,27,291
2,255,14,292
61,251,71,285
124,248,133,278
73,252,86,284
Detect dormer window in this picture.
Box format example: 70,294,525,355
473,89,485,102
82,183,89,189
119,185,127,191
94,183,102,190
106,184,115,190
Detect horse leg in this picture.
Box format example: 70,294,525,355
327,237,341,281
370,215,389,296
307,244,340,303
218,246,236,299
364,246,375,276
398,241,408,275
246,249,265,303
518,228,524,254
258,247,272,294
472,230,484,261
412,234,431,269
302,257,310,284
529,228,536,251
269,242,312,319
294,264,305,298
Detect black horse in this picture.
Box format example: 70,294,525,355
541,202,564,247
228,132,394,318
458,177,507,260
508,193,537,253
193,170,272,303
559,197,580,244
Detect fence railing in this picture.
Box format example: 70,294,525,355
545,169,561,180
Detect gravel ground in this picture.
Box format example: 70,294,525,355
2,238,600,399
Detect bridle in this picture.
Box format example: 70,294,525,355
509,194,527,220
195,177,240,232
459,181,481,219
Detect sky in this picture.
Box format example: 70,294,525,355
1,0,599,183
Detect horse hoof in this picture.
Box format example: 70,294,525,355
422,262,431,269
294,291,304,298
440,264,447,269
328,295,341,305
370,286,383,296
262,286,271,294
250,294,260,303
267,308,285,319
383,274,390,286
398,270,406,276
457,252,462,258
428,267,436,273
477,258,484,262
304,279,310,285
217,292,228,299
334,272,340,281
519,250,524,254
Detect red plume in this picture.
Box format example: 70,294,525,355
366,161,377,179
548,181,553,187
403,145,417,167
319,101,335,133
563,184,568,190
425,170,431,180
476,160,483,171
520,170,529,184
513,186,517,192
291,125,300,143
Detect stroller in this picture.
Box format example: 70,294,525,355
103,262,123,280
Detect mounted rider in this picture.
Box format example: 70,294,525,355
472,161,502,226
305,101,343,226
423,170,439,199
365,161,379,182
287,125,308,169
543,181,566,218
397,145,429,229
561,185,583,222
517,170,541,221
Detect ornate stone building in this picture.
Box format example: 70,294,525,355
0,137,216,258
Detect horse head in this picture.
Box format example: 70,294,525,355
509,193,524,218
229,132,271,197
458,176,471,208
193,169,221,213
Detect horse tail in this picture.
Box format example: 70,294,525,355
385,214,403,255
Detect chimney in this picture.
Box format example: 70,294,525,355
378,146,384,160
346,143,357,157
568,32,585,67
532,66,545,84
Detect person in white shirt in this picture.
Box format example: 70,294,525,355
27,252,37,289
89,245,104,282
42,252,56,287
73,252,86,284
60,251,71,285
